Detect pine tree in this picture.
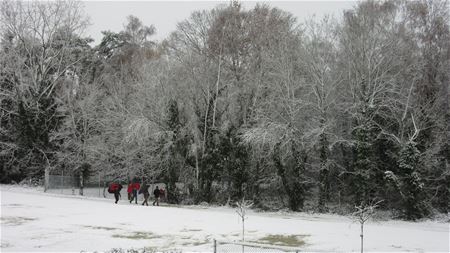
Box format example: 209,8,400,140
351,109,379,205
397,141,427,220
163,99,186,204
273,140,309,211
386,141,428,220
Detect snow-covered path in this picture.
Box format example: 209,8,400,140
1,186,449,252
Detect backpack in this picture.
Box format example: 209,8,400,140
108,183,118,194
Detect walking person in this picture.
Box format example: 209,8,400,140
108,182,122,204
127,182,133,201
153,186,160,206
140,183,150,206
115,183,123,204
129,180,140,204
159,187,166,203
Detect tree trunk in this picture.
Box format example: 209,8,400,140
212,46,222,128
360,222,364,253
79,173,84,196
318,132,330,212
242,216,245,253
195,147,199,190
44,167,49,192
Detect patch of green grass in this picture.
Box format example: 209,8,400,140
84,225,118,231
191,240,209,246
112,231,161,240
4,204,23,207
255,234,308,247
142,246,159,252
1,216,36,226
180,228,202,232
0,242,12,248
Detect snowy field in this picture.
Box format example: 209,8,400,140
1,185,449,252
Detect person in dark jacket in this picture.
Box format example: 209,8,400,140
139,183,150,206
153,186,160,206
159,187,166,202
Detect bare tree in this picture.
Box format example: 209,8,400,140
300,16,343,211
352,200,383,253
235,197,253,250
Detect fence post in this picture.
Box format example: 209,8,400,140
98,173,101,197
44,167,49,192
79,173,84,196
72,173,75,195
213,239,217,253
61,170,64,194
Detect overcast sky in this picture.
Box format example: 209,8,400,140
83,1,356,44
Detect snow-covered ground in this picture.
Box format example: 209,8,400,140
1,185,449,252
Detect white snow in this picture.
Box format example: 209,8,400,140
1,185,449,252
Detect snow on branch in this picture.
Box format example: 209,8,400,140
122,117,167,145
241,122,290,147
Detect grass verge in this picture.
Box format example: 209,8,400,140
112,231,161,240
254,234,309,247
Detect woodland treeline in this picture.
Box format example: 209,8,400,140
1,0,449,220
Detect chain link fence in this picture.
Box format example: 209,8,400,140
45,173,168,203
46,174,113,198
213,240,303,253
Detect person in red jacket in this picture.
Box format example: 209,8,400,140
109,182,122,204
127,182,133,201
130,181,140,204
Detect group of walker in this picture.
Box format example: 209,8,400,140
108,181,165,206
